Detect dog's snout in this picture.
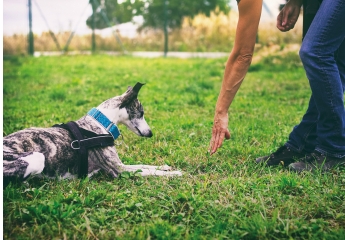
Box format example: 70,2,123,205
135,126,153,138
145,130,153,138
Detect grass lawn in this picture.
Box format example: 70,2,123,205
3,54,345,239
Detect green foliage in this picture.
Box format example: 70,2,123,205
87,0,145,29
86,0,230,30
3,55,345,239
249,52,303,72
140,0,230,29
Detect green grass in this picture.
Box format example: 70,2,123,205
3,54,345,239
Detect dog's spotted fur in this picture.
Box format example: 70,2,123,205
3,83,182,185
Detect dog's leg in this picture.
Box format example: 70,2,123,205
89,148,182,178
139,169,182,177
120,165,182,177
120,164,172,171
3,152,45,179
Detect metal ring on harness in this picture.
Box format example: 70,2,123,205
71,140,80,150
53,121,116,178
71,136,116,150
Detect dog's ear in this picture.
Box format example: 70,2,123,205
132,82,145,93
120,82,145,108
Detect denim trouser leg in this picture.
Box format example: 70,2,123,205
286,0,345,158
286,95,318,153
336,40,345,93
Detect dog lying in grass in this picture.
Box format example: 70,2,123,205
3,82,182,186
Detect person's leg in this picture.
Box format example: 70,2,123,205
298,0,345,157
335,39,345,93
255,96,317,166
289,0,345,172
257,0,345,167
285,95,318,153
256,0,320,166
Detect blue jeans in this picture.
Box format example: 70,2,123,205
286,0,345,158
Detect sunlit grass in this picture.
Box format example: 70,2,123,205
3,54,345,239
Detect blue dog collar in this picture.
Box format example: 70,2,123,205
87,108,121,140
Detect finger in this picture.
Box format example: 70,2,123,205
283,24,294,32
276,11,283,29
214,131,226,153
211,131,221,155
276,11,288,32
217,132,225,149
208,139,214,154
208,134,215,153
209,127,217,153
225,130,231,139
281,9,289,27
210,140,216,155
211,129,231,155
212,132,220,153
287,16,298,30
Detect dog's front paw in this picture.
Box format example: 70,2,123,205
169,171,183,177
159,165,172,171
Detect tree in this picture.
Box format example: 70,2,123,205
86,0,230,54
87,0,145,29
141,0,230,29
87,0,230,30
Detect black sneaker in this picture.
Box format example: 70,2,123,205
289,151,345,173
256,145,309,166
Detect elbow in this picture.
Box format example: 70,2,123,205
236,53,253,66
230,47,254,66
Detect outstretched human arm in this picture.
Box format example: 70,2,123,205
209,0,262,155
277,0,303,32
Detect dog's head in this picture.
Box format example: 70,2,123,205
100,82,152,138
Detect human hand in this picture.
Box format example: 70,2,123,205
277,0,302,32
209,113,231,155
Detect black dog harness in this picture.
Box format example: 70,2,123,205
53,108,121,178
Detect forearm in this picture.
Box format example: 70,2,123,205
209,0,262,154
215,0,262,115
215,52,252,115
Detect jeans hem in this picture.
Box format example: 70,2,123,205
315,147,345,158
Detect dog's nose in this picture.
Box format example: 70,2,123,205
146,130,153,138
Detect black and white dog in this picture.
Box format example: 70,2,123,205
3,82,182,184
